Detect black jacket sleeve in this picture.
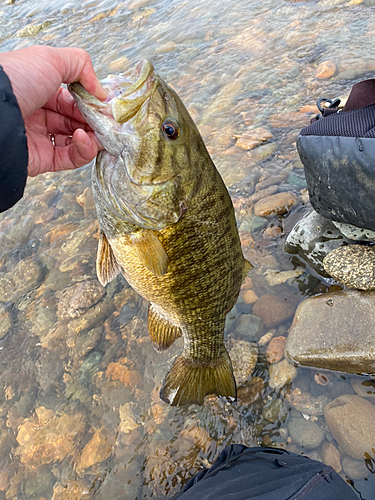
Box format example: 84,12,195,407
0,65,28,213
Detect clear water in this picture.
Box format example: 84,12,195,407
0,0,375,498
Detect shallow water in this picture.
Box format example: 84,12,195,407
0,0,375,498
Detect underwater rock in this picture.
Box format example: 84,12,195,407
288,417,324,449
237,377,264,405
319,441,341,473
342,455,369,480
266,336,287,363
350,378,375,398
56,280,105,320
253,192,297,217
253,294,297,329
229,340,258,386
324,395,375,460
77,426,115,470
284,209,355,277
269,359,297,390
0,304,12,339
285,389,331,416
0,258,41,302
323,245,375,290
286,289,375,374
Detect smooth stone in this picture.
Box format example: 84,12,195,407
266,336,287,363
323,245,375,290
284,210,355,277
332,221,375,242
230,341,258,386
262,398,287,423
315,60,336,79
342,455,369,480
234,314,262,340
288,417,324,449
254,192,297,217
286,290,375,374
237,377,264,405
319,441,341,473
324,394,375,460
269,359,297,390
253,294,297,329
351,378,375,398
285,390,331,416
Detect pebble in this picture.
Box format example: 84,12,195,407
350,378,375,398
254,192,297,217
314,372,333,386
319,441,341,473
324,395,375,460
323,245,375,290
230,341,258,386
237,377,264,404
263,398,286,423
56,280,105,320
108,56,129,72
0,258,41,302
234,313,262,340
77,427,115,470
342,455,369,480
315,60,336,79
252,294,297,329
0,470,9,491
288,417,324,449
266,336,287,363
285,389,330,416
235,127,273,150
264,269,304,286
242,289,258,304
106,361,141,388
0,304,12,339
269,359,297,390
258,330,275,346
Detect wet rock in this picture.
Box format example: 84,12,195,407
254,192,297,217
56,280,105,320
23,466,54,497
253,294,297,328
0,304,12,339
333,221,375,242
342,455,369,480
323,245,375,290
324,395,375,459
237,377,264,404
330,381,355,399
258,330,275,346
16,21,53,37
351,378,375,398
319,441,341,473
77,426,115,470
286,290,375,374
288,417,324,448
284,210,355,277
119,402,140,434
314,372,333,386
0,258,41,302
266,336,287,363
106,360,141,388
235,127,273,150
0,470,9,491
51,480,91,500
242,289,258,304
263,398,287,423
285,389,330,416
234,313,262,340
229,341,258,386
265,269,304,287
315,60,336,79
269,359,297,390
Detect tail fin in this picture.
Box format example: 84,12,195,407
160,349,237,406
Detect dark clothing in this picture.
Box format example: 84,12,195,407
173,445,358,500
0,65,28,213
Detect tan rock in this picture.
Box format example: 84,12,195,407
157,41,177,53
51,480,91,500
266,336,287,363
265,268,304,286
77,427,115,470
236,137,263,150
0,470,9,491
252,294,297,328
253,192,297,217
0,304,11,339
351,378,375,398
342,455,368,480
108,56,129,71
269,359,297,390
258,331,275,346
119,402,140,433
315,60,336,79
242,289,258,304
35,406,55,426
319,441,341,473
106,361,141,387
237,377,264,404
230,341,258,386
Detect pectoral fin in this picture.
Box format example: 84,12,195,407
96,231,121,286
242,258,254,281
130,230,169,277
148,304,181,352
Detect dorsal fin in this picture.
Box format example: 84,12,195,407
96,231,121,286
130,230,169,277
148,304,181,352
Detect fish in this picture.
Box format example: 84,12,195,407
68,60,253,406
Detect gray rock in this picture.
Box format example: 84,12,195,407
235,314,262,340
288,417,324,449
324,395,375,460
332,221,375,242
0,258,41,302
351,378,375,399
286,290,375,374
263,398,287,423
324,245,375,290
342,455,369,480
230,341,258,386
284,210,355,277
0,304,12,339
269,359,297,390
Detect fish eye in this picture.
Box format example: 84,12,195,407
162,120,179,140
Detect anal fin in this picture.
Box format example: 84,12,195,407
130,230,168,277
96,231,121,286
148,304,181,352
160,348,237,406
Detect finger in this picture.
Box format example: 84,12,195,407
53,129,101,171
54,130,103,150
43,107,93,135
44,88,89,123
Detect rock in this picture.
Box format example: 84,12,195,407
106,361,141,387
288,417,324,449
0,258,41,302
77,427,115,470
266,336,287,363
237,377,264,404
333,221,375,242
323,245,375,290
285,389,330,416
253,294,297,329
56,280,105,320
269,359,297,390
286,290,375,374
284,210,356,277
23,467,54,497
330,381,355,399
254,192,297,217
342,455,369,480
324,395,375,459
234,314,262,340
258,330,275,346
0,470,9,491
314,372,333,386
16,21,52,37
230,341,258,386
319,441,341,473
235,127,273,150
51,480,91,500
263,398,287,423
265,269,304,286
0,304,12,339
108,56,129,72
351,378,375,398
119,402,140,434
242,289,258,304
315,60,336,79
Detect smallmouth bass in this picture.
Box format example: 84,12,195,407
69,60,253,406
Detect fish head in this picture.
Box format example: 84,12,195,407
69,60,201,230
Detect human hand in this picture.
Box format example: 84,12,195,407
0,45,107,176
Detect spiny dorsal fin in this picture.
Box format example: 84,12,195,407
242,258,254,281
148,304,181,352
160,348,237,406
96,231,121,286
130,230,168,277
